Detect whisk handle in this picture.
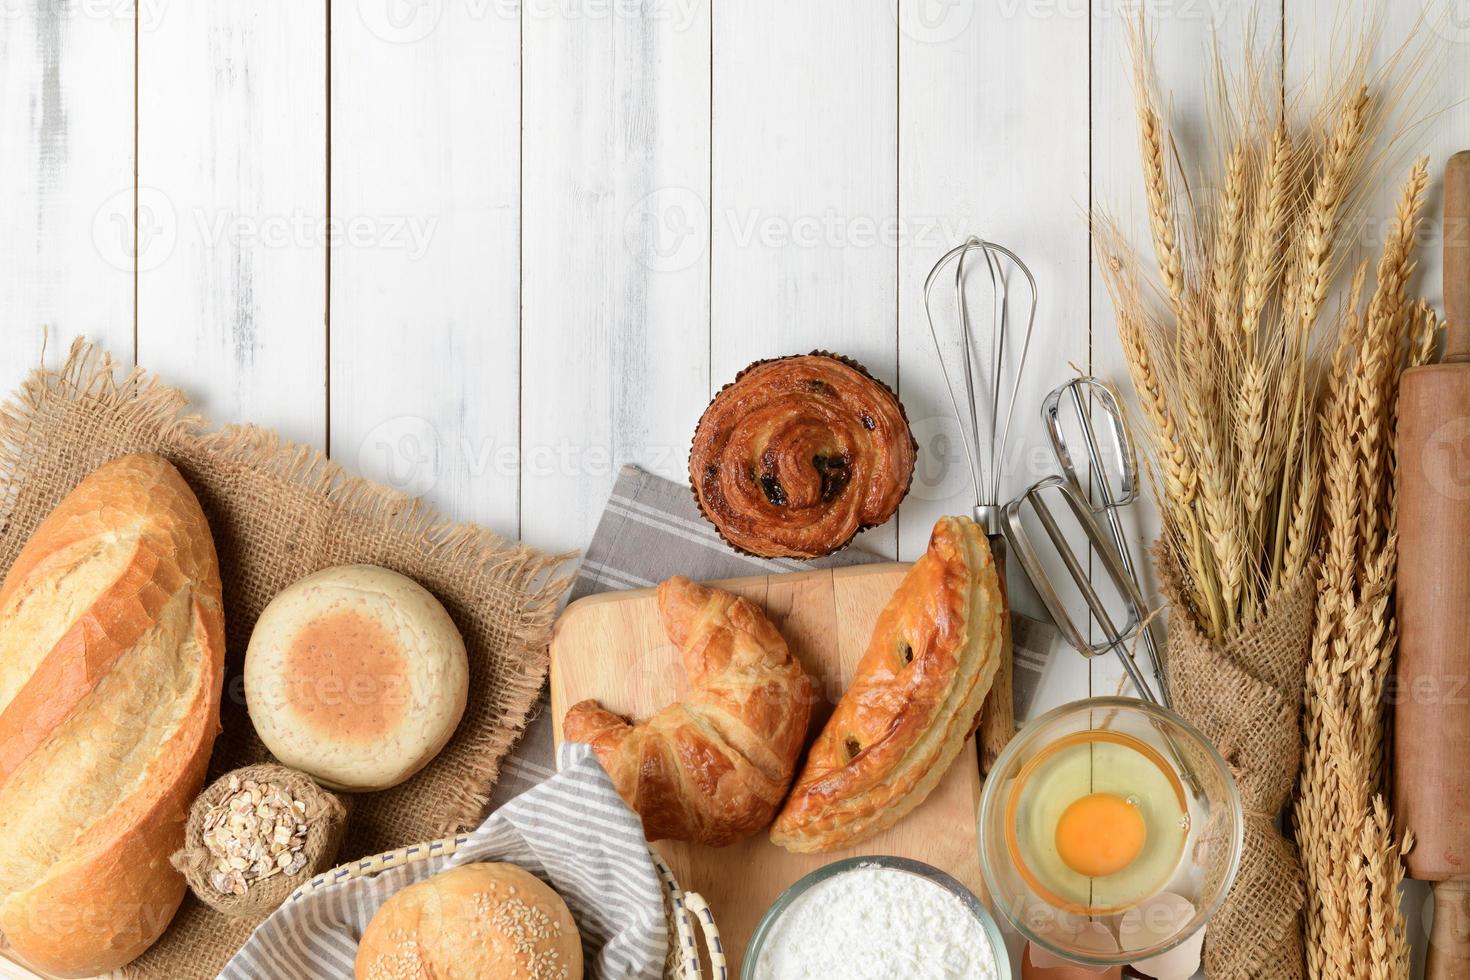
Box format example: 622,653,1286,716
978,532,1015,777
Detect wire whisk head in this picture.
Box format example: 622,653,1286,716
923,237,1038,534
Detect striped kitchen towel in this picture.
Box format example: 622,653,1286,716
488,465,1058,810
222,742,667,980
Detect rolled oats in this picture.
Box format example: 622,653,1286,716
202,776,311,897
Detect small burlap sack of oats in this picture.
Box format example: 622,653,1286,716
1160,555,1312,980
173,764,349,922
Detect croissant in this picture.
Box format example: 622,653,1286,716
770,516,1005,852
564,576,812,847
689,352,917,559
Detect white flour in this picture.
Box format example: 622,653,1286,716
751,866,1001,980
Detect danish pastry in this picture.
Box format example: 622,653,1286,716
770,516,1004,852
689,352,916,558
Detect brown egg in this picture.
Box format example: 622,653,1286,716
1022,942,1124,980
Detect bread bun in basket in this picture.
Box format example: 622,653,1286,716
355,862,582,980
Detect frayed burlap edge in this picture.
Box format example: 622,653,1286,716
0,338,576,978
0,339,572,833
195,423,571,830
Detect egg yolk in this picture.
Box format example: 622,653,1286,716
1055,792,1146,878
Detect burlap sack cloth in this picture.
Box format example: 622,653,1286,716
0,340,572,978
1160,554,1312,979
172,764,350,922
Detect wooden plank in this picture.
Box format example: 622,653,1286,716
896,0,1093,716
520,2,712,554
137,1,327,448
549,562,984,974
0,5,134,391
709,0,899,558
329,0,520,534
1088,2,1283,698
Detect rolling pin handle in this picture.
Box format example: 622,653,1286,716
1428,878,1470,979
1445,151,1470,362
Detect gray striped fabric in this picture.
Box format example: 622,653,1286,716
489,465,1057,811
223,743,666,980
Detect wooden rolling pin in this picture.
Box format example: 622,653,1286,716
1397,150,1470,978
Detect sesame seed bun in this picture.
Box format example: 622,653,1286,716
355,863,582,980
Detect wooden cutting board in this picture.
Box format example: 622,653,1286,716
549,563,985,974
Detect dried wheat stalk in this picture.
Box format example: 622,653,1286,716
1100,19,1433,976
1296,161,1434,980
1099,23,1406,641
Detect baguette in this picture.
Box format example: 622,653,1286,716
0,454,225,977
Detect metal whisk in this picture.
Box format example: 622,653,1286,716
922,238,1038,540
1041,377,1170,706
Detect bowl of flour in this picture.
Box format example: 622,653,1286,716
743,856,1009,980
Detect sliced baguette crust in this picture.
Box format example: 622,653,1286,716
0,454,224,977
769,516,1003,852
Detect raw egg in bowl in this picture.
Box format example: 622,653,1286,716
978,698,1242,969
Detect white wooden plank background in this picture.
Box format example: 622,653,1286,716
139,1,327,448
0,4,133,394
332,0,521,534
3,0,1466,972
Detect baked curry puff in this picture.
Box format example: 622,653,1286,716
770,516,1004,852
564,576,812,847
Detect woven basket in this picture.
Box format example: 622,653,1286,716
291,835,725,979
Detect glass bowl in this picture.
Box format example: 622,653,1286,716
741,855,1011,980
977,697,1243,968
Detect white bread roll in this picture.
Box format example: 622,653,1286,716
0,454,225,978
355,862,583,980
245,564,468,791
